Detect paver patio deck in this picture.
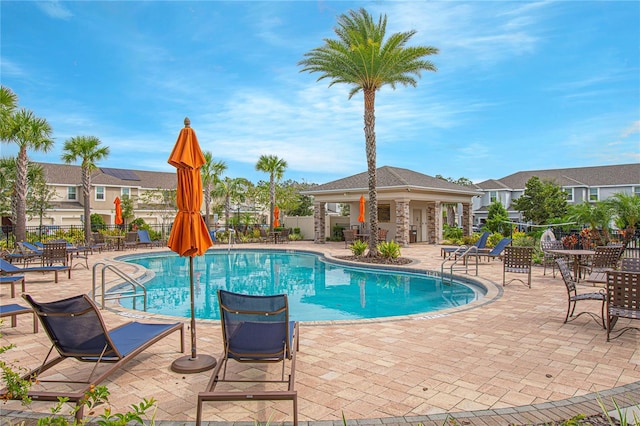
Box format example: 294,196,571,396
1,241,638,425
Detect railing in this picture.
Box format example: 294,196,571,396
440,245,479,283
92,262,147,311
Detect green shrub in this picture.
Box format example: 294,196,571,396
487,233,504,248
377,241,401,259
443,224,463,240
350,239,368,256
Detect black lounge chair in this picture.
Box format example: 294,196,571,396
0,258,70,283
3,294,184,420
0,303,38,333
196,289,299,425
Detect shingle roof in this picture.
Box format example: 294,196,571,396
477,163,639,190
38,162,177,190
304,165,480,195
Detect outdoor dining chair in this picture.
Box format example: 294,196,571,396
556,258,605,329
502,246,533,288
605,270,640,341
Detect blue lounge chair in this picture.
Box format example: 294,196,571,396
1,275,26,298
196,290,299,426
137,229,154,249
0,258,71,283
0,303,38,333
3,294,184,421
483,237,513,261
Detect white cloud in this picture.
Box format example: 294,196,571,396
36,1,73,20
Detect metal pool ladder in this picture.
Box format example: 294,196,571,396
92,262,147,311
441,245,479,284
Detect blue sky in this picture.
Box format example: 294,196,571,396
2,1,638,185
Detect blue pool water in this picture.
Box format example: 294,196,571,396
120,249,484,322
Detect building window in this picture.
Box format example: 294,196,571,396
589,187,599,202
121,187,130,198
634,186,640,197
377,204,391,223
67,187,77,200
563,187,573,202
490,191,498,203
96,186,105,201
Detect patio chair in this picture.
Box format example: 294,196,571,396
482,238,512,261
280,228,291,243
343,229,356,248
502,246,533,288
137,229,154,249
0,258,70,283
621,257,640,272
0,303,38,333
1,275,26,298
196,289,299,426
541,240,564,277
5,294,184,420
123,231,138,250
580,245,625,283
556,258,605,329
605,270,640,341
378,228,388,242
90,232,109,252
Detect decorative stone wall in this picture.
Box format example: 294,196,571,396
462,203,472,236
395,200,410,246
313,202,326,244
434,201,443,243
426,202,436,244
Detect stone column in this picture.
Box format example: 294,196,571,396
314,202,326,244
426,202,435,244
395,200,410,247
462,203,473,236
435,201,443,243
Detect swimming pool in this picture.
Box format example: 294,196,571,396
119,249,485,322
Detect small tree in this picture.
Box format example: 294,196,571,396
485,201,510,235
26,171,57,239
512,176,568,225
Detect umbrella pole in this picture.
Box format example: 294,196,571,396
171,257,216,374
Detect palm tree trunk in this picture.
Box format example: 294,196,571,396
82,167,92,244
204,183,211,229
270,175,275,232
14,146,28,242
364,89,378,256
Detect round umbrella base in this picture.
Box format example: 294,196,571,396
171,354,216,374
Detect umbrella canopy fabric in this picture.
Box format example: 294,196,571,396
273,205,280,228
167,119,213,257
358,195,366,223
114,197,123,225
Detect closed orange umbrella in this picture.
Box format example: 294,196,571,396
273,205,280,228
114,197,123,225
358,195,366,223
167,117,215,374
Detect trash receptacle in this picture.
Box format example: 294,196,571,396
409,226,417,243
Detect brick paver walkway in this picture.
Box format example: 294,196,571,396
1,241,638,425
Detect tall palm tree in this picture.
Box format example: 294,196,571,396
61,136,110,244
255,154,287,232
299,8,438,255
2,107,54,242
211,177,250,232
201,151,227,229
